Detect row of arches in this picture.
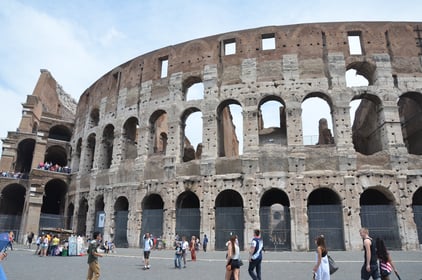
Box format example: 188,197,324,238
73,90,422,173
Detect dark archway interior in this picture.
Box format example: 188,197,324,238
308,188,340,205
360,189,391,205
44,145,67,167
115,196,129,211
215,190,243,207
412,188,422,205
176,191,199,208
260,188,290,207
16,139,35,173
0,184,26,214
48,125,72,141
95,196,105,212
143,194,164,209
41,179,67,214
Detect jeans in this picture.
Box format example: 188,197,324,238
248,258,262,280
174,254,182,268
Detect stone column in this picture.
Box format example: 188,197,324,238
285,101,303,146
343,175,362,250
242,106,259,155
289,175,308,251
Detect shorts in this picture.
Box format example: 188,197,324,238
144,250,151,259
229,259,241,269
361,264,380,280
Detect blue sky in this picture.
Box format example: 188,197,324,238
0,0,421,155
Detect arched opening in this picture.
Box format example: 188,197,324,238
308,188,344,250
72,138,82,172
77,197,88,236
398,92,422,155
351,94,384,155
141,194,164,247
412,188,422,245
301,94,334,145
48,125,72,141
94,195,105,235
86,134,96,171
181,108,203,162
15,138,36,174
89,108,100,128
176,191,200,239
149,110,168,155
66,203,74,230
40,179,68,229
184,77,204,101
346,61,374,87
217,100,242,157
0,184,25,234
100,124,114,169
114,196,129,248
360,188,401,249
258,97,287,145
259,188,291,251
122,117,139,160
215,190,244,250
43,145,68,169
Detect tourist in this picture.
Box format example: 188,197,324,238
359,227,381,280
225,235,240,280
375,238,398,280
142,232,153,270
86,231,103,280
202,234,209,252
312,235,330,280
181,236,189,268
190,235,197,261
248,229,263,280
174,241,183,269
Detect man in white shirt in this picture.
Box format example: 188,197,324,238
143,232,153,270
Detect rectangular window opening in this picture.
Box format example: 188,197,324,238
160,57,168,78
348,32,362,55
224,39,236,55
262,33,276,50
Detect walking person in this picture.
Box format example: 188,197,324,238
202,234,209,252
174,241,183,269
359,228,381,280
27,232,34,249
181,236,189,268
375,238,398,280
312,235,330,280
86,231,103,280
225,235,240,280
190,235,197,261
142,232,153,270
248,229,264,280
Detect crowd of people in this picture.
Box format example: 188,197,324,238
37,162,71,174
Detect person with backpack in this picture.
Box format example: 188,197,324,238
142,232,153,270
248,229,264,280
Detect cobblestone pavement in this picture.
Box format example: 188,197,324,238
2,245,421,280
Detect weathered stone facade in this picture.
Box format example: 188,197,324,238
2,22,422,251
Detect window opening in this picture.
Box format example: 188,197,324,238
262,34,276,50
301,97,333,145
224,39,236,55
186,82,204,101
183,111,203,162
348,32,362,55
160,57,168,78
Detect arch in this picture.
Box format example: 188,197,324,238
215,190,244,250
398,92,422,155
66,203,74,230
40,179,68,229
77,197,88,236
412,188,422,244
15,138,36,174
0,184,25,234
351,94,384,155
360,188,401,249
149,110,168,155
48,125,72,141
44,145,67,167
217,100,243,157
307,188,344,250
259,188,291,251
183,76,204,101
72,138,82,172
176,191,200,239
141,194,164,246
89,108,100,128
114,196,129,247
100,124,114,169
301,93,334,145
181,108,202,162
94,195,105,235
122,117,139,160
86,133,96,170
346,61,376,86
258,96,287,146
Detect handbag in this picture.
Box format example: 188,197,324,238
328,255,339,275
380,260,392,277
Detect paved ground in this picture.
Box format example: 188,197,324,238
2,244,421,280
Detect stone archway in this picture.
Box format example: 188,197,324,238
114,196,129,247
308,188,345,250
412,188,422,245
260,188,291,251
0,183,25,235
141,194,164,247
175,191,200,240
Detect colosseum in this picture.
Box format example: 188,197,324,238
1,21,422,251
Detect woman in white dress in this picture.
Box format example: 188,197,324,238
313,235,330,280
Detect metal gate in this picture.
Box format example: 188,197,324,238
0,214,21,237
175,208,200,239
308,204,345,250
413,205,422,244
140,209,163,247
260,206,291,251
39,213,64,229
360,205,401,249
215,207,244,250
114,211,128,247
